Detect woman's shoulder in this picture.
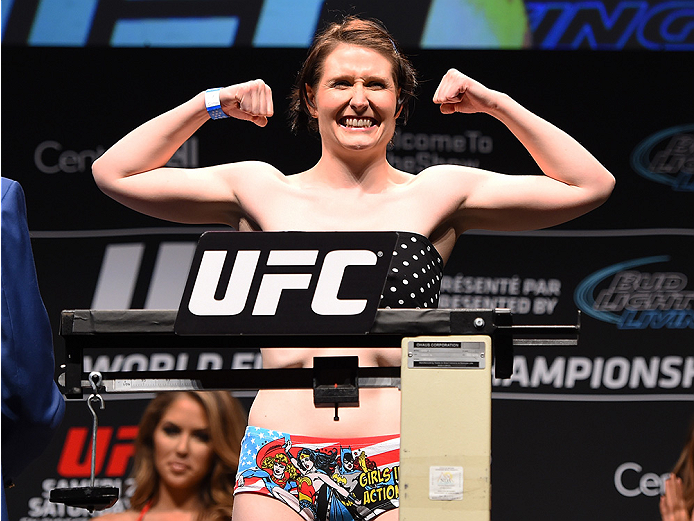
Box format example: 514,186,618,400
218,160,285,177
217,160,293,188
96,510,142,521
404,164,489,197
414,164,480,179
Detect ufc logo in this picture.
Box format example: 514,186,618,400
188,249,377,316
58,426,137,478
175,231,395,335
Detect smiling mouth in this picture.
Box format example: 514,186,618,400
339,117,377,128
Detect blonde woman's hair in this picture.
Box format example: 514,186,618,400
129,391,247,521
672,416,694,517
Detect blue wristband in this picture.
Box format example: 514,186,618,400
205,88,229,119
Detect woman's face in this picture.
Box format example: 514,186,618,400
273,460,286,478
300,454,314,471
153,396,214,493
306,43,400,155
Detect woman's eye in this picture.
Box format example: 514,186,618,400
194,431,211,443
162,425,180,436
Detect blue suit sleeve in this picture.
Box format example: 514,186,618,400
1,178,65,481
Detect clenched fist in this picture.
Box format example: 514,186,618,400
432,69,497,115
219,79,274,127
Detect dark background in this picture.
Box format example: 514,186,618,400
2,1,693,520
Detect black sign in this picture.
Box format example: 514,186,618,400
174,231,398,335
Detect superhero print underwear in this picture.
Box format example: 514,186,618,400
234,426,400,521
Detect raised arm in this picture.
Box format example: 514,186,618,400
92,80,275,225
429,69,615,233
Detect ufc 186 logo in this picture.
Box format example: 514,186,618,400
175,232,397,335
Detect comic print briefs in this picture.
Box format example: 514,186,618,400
234,426,400,521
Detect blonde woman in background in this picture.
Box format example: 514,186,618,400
98,391,246,521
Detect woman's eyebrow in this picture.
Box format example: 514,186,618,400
326,73,392,82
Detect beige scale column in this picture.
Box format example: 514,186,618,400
399,335,492,521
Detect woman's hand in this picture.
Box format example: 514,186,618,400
432,69,498,115
660,474,691,521
220,79,274,127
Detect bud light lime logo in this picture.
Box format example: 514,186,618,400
631,124,694,191
574,256,694,329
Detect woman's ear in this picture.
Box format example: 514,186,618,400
395,88,403,118
305,84,317,118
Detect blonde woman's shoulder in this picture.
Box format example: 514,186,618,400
96,510,141,521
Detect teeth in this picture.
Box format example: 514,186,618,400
342,117,375,128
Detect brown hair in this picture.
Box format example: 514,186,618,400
129,391,247,521
289,16,418,134
673,416,694,516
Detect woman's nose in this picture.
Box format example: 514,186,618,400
350,84,368,111
175,434,190,454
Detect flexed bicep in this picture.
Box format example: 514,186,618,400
96,161,279,227
428,68,614,233
455,168,603,232
422,165,609,234
93,81,276,223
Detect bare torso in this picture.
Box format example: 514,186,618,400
234,165,458,437
251,350,402,437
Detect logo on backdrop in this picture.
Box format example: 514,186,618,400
24,426,138,520
631,124,694,191
175,231,397,335
33,138,198,175
492,354,694,392
34,141,105,175
387,127,492,173
439,273,562,315
6,0,692,49
574,256,694,329
614,462,670,498
527,1,694,50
